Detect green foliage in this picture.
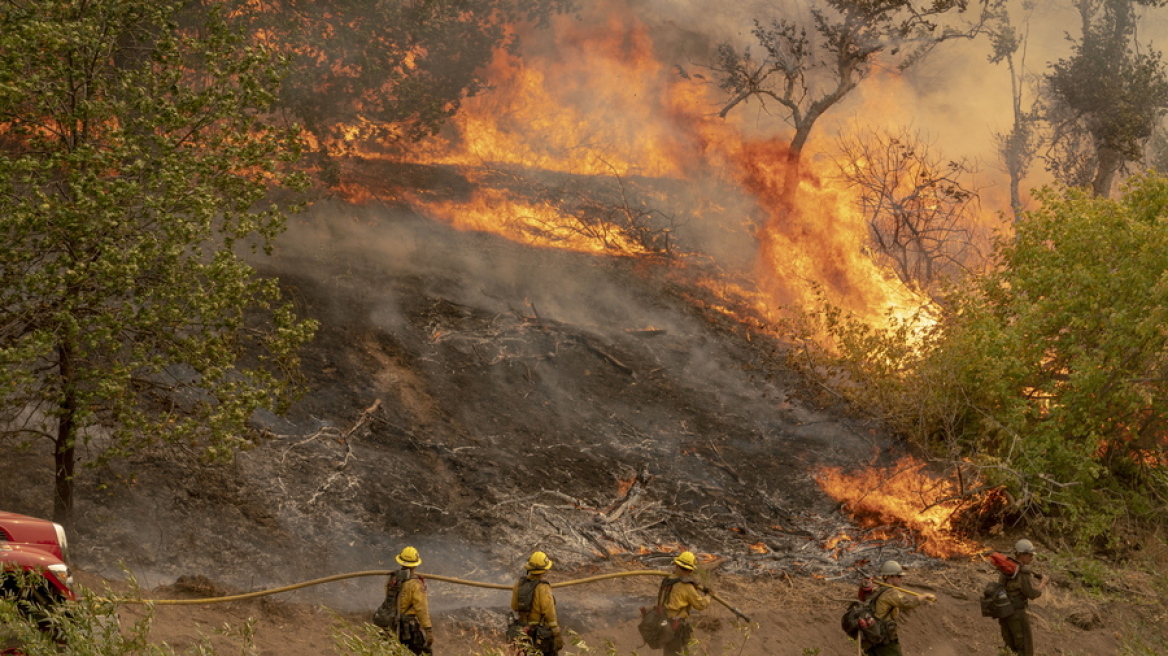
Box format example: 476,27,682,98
1044,0,1168,196
0,573,267,656
789,174,1168,546
1049,553,1109,592
332,618,417,656
1119,626,1168,655
0,0,317,523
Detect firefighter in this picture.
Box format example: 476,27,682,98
388,546,433,655
856,560,937,656
510,551,562,655
998,539,1047,656
660,551,711,656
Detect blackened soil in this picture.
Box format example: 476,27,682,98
4,204,894,611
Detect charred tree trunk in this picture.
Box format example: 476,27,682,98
53,339,78,529
781,129,809,211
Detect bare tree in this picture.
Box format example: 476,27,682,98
986,3,1043,222
710,0,991,210
835,127,981,294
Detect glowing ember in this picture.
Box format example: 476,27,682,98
747,542,769,554
615,476,635,496
815,456,983,558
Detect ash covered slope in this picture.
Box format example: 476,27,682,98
15,201,888,606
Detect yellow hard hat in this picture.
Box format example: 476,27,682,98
396,546,422,567
673,551,697,571
525,550,553,572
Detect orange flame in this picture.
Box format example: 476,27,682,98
615,475,635,497
322,0,1006,331
815,456,982,558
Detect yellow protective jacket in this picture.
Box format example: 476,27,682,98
511,576,560,636
393,572,432,630
664,577,710,620
873,586,928,622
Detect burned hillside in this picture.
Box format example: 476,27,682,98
0,201,930,610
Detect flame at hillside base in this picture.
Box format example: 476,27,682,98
815,457,985,559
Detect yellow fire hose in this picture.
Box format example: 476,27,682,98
873,579,934,602
104,569,751,622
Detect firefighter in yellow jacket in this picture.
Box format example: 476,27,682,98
661,551,711,656
510,551,562,655
389,546,433,655
857,561,936,656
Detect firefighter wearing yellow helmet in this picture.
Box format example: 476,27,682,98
654,551,711,656
855,560,937,656
378,546,433,655
509,550,562,654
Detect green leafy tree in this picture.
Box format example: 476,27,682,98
1045,0,1168,197
0,1,317,527
941,175,1168,533
790,174,1168,544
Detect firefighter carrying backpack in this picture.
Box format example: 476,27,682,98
840,587,894,645
980,580,1015,619
372,570,408,629
980,552,1017,619
507,577,555,652
637,577,680,649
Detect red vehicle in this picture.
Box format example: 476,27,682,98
0,512,72,597
0,512,75,655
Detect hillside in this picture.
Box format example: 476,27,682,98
5,204,1168,654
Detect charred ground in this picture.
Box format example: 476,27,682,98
5,202,1168,654
7,199,896,593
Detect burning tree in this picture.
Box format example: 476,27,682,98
0,1,317,526
216,0,576,170
835,126,982,295
797,174,1168,545
710,0,991,209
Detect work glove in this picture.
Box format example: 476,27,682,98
553,632,564,651
423,628,433,648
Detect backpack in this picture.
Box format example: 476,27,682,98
507,577,555,652
637,577,680,649
980,580,1015,619
840,587,894,645
372,570,410,629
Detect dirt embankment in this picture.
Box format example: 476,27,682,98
90,551,1168,656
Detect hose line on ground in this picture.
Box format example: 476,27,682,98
104,569,751,621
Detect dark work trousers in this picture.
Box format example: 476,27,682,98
663,620,694,656
1000,609,1034,656
865,641,904,656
